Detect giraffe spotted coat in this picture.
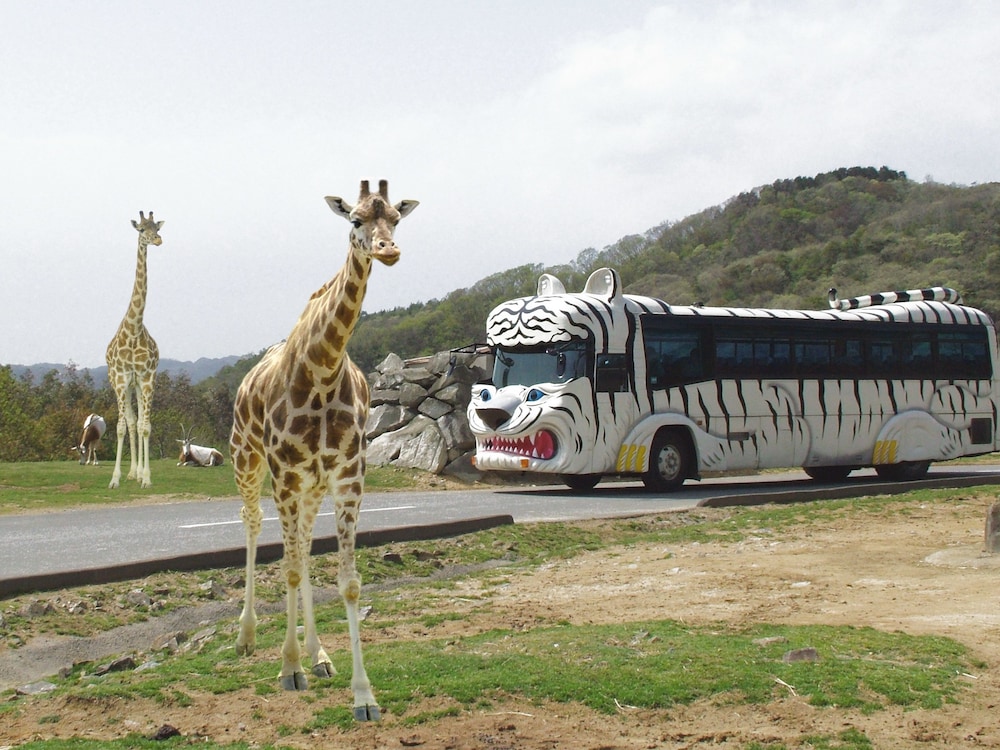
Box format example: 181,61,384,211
230,180,418,721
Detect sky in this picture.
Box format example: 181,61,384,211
1,1,998,369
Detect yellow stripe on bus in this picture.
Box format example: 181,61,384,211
616,444,647,472
873,440,897,464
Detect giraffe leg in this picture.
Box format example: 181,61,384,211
297,493,335,680
232,436,267,658
124,393,139,482
136,385,154,488
279,553,307,690
271,485,311,691
109,390,132,489
235,500,263,657
336,488,380,721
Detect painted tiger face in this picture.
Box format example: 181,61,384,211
467,378,598,474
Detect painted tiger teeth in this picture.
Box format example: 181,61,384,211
483,430,556,460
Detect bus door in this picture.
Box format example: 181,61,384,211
594,352,641,471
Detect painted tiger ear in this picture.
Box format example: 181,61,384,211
537,274,566,296
583,268,622,300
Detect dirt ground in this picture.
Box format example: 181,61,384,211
4,493,1000,749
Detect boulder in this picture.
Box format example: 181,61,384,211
418,397,452,420
398,381,429,408
368,416,448,473
366,404,414,439
375,352,405,374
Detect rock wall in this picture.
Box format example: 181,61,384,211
365,350,490,479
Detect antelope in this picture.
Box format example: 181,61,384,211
72,414,106,465
177,425,224,467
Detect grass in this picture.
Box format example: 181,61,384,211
1,462,997,748
1,485,993,648
0,459,448,514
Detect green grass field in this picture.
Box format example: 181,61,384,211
1,463,996,749
0,459,438,514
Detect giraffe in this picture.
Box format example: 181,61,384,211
106,211,164,490
230,180,418,721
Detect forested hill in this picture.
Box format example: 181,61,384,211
347,166,1000,373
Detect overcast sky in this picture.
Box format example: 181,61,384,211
2,1,998,368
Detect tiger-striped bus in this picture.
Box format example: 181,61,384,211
467,267,1000,491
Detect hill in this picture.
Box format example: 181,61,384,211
8,356,242,386
346,167,1000,373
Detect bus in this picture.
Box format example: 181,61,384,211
466,267,1000,491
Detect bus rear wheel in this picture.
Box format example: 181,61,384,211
562,474,601,492
875,461,931,481
643,430,691,492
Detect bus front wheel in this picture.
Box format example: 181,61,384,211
875,461,931,481
562,474,601,492
804,466,853,482
643,430,691,492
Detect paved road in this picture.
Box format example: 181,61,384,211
3,465,1000,585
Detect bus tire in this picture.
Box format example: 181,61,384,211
643,430,691,492
803,466,853,482
875,461,931,482
562,474,601,491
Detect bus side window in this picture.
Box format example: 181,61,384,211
596,353,630,392
646,347,664,386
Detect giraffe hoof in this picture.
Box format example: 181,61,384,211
353,704,382,722
312,661,335,679
280,672,308,691
235,641,254,657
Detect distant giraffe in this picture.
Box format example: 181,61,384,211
230,180,418,721
106,211,164,489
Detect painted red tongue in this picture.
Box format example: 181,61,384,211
534,430,555,459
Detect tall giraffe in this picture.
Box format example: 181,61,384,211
230,180,418,721
106,211,164,490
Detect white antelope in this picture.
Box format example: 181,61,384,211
177,426,224,467
72,414,106,465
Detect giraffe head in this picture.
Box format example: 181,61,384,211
325,180,418,267
131,211,165,247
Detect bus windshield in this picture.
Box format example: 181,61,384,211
492,342,590,388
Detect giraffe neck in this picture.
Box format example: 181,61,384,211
125,241,149,330
287,239,372,376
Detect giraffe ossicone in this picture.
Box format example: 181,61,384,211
230,180,418,721
106,211,164,489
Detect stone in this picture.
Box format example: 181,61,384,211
394,421,448,473
16,681,57,696
125,590,152,608
151,724,181,741
782,647,819,663
426,350,454,374
986,502,1000,553
370,388,401,407
399,381,429,408
375,352,405,374
752,636,788,647
418,397,451,420
191,625,217,644
20,600,53,618
95,655,137,675
442,451,483,481
366,404,413,439
437,412,476,454
401,367,436,387
433,383,471,407
152,630,188,652
199,579,227,599
371,370,405,390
